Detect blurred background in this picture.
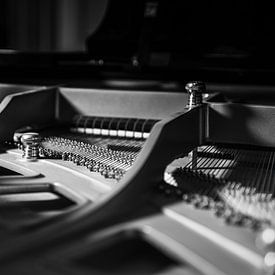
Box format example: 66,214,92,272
0,0,108,52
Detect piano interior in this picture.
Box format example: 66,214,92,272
0,1,275,275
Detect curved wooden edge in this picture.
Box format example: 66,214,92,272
0,105,205,262
0,87,57,142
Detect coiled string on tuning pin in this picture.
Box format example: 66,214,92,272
38,115,159,182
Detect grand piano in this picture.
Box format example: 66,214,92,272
0,1,275,274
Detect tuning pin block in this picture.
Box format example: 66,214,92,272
21,132,41,161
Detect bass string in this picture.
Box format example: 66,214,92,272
265,151,275,221
175,146,218,195
184,145,213,169
225,150,265,216
240,150,265,200
270,151,275,197
219,148,242,180
260,151,274,196
209,148,242,201
224,148,244,181
208,147,234,178
232,149,258,191
201,146,228,175
253,151,269,194
195,146,220,172
219,149,260,208
196,147,231,198
215,149,244,202
243,150,270,219
198,147,239,201
254,151,274,221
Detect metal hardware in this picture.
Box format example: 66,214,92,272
185,81,205,109
21,132,41,161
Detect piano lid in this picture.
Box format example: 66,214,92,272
1,0,275,84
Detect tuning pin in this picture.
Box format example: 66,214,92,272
21,132,41,161
185,81,206,109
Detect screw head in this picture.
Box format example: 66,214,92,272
185,81,206,94
13,132,23,144
21,132,41,146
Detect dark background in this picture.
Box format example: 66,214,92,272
1,0,275,85
0,0,108,52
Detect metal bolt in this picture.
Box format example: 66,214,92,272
185,81,206,109
21,132,41,161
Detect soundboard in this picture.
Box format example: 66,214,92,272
0,81,274,275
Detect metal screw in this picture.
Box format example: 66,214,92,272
185,81,205,109
21,132,41,161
